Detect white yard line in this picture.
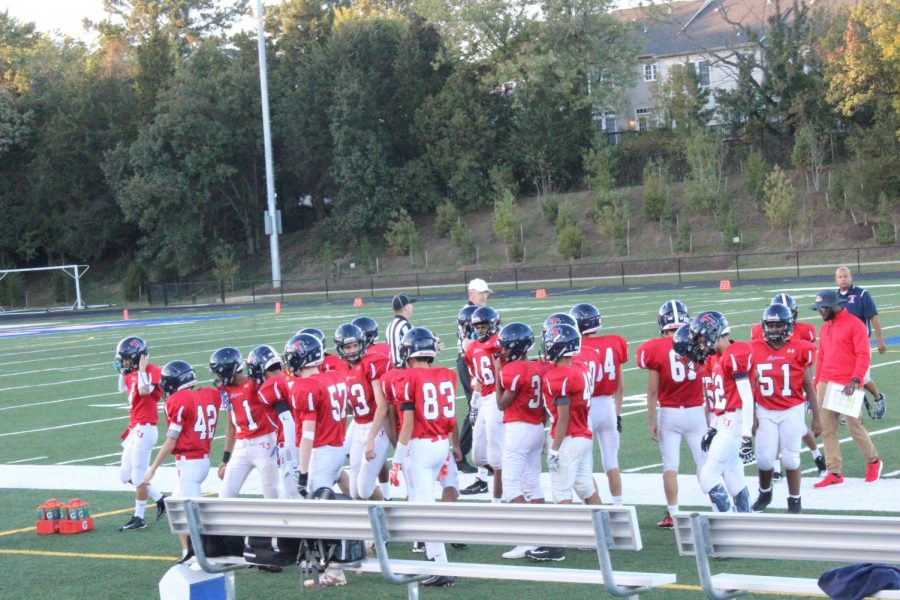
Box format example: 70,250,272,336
6,456,48,464
0,416,126,438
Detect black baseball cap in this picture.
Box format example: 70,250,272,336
392,294,417,311
810,289,847,310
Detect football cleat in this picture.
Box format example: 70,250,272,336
751,490,772,512
450,543,467,549
422,575,456,587
456,460,477,474
787,497,802,514
865,458,883,483
814,454,827,476
656,513,675,529
156,495,167,521
525,547,566,562
502,545,537,559
813,472,844,488
460,478,488,495
119,516,146,531
412,542,426,553
771,471,783,482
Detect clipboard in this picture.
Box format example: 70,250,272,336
822,382,865,418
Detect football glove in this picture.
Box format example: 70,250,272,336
547,450,561,473
700,428,717,453
739,437,755,465
468,405,479,426
438,454,450,482
865,395,887,420
297,472,309,498
617,415,622,433
389,462,402,487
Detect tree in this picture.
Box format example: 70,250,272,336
435,200,460,237
642,160,667,222
654,62,711,131
384,209,418,254
492,190,518,244
557,224,583,260
763,165,795,229
744,150,768,206
683,128,725,213
874,193,896,245
791,122,827,192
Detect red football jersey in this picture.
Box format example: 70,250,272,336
500,359,547,425
380,367,407,433
368,342,391,360
124,363,163,427
698,354,718,412
165,387,222,459
222,378,278,440
582,335,628,396
709,341,755,415
345,353,388,424
750,321,816,343
465,334,500,396
636,337,704,408
572,345,601,399
291,371,348,448
751,338,816,410
400,367,458,439
256,375,292,444
542,364,591,440
320,353,347,375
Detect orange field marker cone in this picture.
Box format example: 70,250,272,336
123,309,129,320
275,302,282,315
535,289,548,299
719,280,732,290
353,297,364,308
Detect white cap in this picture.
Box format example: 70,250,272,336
468,278,492,293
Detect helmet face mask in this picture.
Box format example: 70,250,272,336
457,305,478,337
399,327,438,364
672,324,707,364
762,303,794,344
541,323,581,362
470,307,500,343
115,336,148,374
209,347,243,386
246,345,282,384
351,317,378,349
334,324,366,363
498,323,535,362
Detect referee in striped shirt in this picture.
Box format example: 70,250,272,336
387,294,415,368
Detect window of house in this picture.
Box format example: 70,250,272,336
643,63,657,82
635,108,653,131
696,60,710,87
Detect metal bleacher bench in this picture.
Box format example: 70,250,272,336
674,511,900,599
165,497,676,599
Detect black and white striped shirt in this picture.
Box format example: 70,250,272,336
386,315,413,368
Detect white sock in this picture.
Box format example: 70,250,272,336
134,500,147,519
148,485,162,502
667,504,679,515
380,482,391,500
811,449,822,459
760,486,771,494
611,496,623,505
478,467,489,479
491,497,501,504
775,459,782,472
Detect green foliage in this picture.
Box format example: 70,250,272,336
875,193,896,245
583,143,615,194
744,151,768,206
0,272,25,308
763,165,796,228
654,62,711,130
596,194,629,255
508,239,524,262
611,130,687,186
557,224,583,260
451,223,476,263
52,272,69,303
719,206,741,250
791,122,826,191
210,242,239,284
384,209,418,255
642,160,668,222
435,200,460,238
541,196,559,225
683,128,725,213
122,263,147,302
492,190,519,244
555,202,578,236
845,113,900,217
675,219,692,252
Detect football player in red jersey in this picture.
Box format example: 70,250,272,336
114,336,168,531
390,327,461,588
495,322,547,559
569,304,628,505
674,312,754,513
248,345,299,499
750,304,822,513
749,293,824,475
637,300,706,528
214,348,280,499
141,360,222,553
336,323,391,500
353,316,391,359
462,306,504,499
529,323,601,562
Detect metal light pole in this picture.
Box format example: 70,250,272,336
255,0,281,288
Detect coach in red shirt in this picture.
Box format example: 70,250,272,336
811,290,882,488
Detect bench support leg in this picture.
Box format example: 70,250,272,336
184,500,248,575
591,510,654,598
689,513,746,600
367,505,429,589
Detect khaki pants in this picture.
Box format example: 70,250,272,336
816,382,878,474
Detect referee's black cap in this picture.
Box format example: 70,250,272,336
392,294,417,311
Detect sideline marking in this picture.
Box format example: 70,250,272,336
0,549,176,562
0,416,126,438
6,456,47,464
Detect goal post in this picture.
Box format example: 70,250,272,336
0,264,90,311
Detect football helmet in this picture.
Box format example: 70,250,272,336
351,316,379,348
246,345,283,384
762,303,795,343
471,306,501,342
160,360,196,395
498,322,535,361
771,293,798,319
675,311,729,364
209,347,243,386
657,299,690,333
541,323,581,362
569,303,602,334
399,327,438,363
334,323,366,363
297,327,327,350
115,336,148,374
542,312,577,337
284,333,324,373
457,305,479,337
672,324,704,364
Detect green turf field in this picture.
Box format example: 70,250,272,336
1,280,898,599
